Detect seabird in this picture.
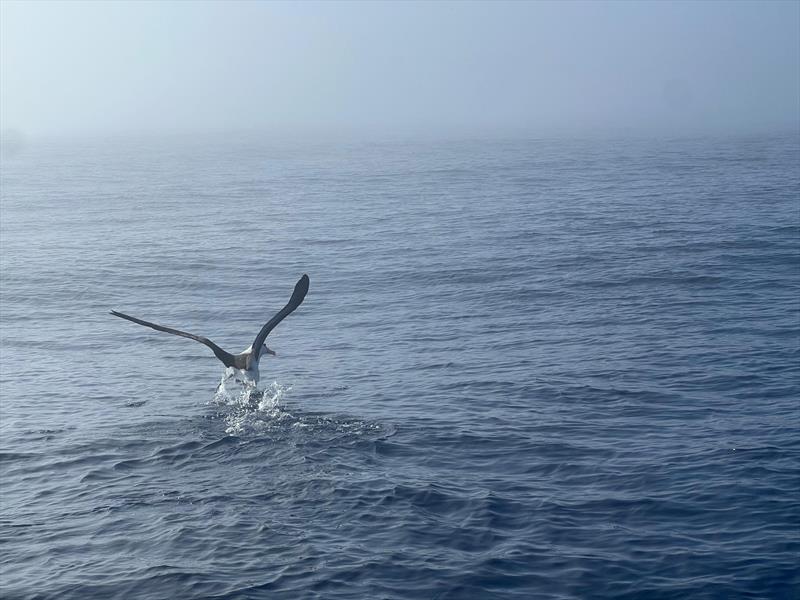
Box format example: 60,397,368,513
111,274,309,385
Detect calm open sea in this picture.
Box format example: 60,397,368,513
1,133,798,599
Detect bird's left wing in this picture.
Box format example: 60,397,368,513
110,310,236,368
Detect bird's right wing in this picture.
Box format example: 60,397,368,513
110,310,236,368
251,274,310,360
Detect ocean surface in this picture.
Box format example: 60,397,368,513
0,133,798,599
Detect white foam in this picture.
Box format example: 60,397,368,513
212,375,293,435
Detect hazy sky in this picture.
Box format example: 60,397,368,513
1,0,798,138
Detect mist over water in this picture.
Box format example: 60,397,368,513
1,133,798,598
2,1,799,139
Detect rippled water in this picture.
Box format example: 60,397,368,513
1,134,798,599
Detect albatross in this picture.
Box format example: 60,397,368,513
111,274,309,385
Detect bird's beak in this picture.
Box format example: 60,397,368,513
266,348,277,356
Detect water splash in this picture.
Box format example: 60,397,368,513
211,375,292,435
209,374,391,441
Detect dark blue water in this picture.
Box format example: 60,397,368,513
1,134,798,599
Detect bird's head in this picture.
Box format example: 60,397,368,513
262,344,277,357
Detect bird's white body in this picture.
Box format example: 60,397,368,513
229,345,260,384
225,365,260,386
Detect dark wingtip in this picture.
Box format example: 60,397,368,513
292,274,310,304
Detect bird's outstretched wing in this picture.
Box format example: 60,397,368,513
110,310,236,368
251,274,310,360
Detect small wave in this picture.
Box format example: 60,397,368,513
124,400,148,408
